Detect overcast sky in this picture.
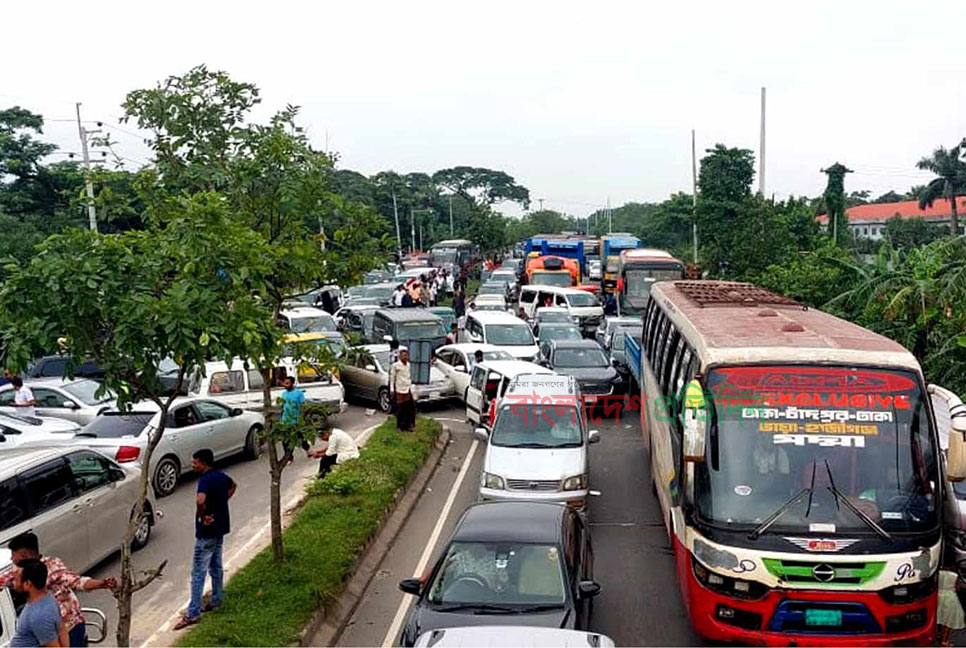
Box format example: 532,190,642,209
5,1,964,217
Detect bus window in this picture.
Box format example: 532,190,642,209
659,329,680,396
653,316,673,380
647,310,666,367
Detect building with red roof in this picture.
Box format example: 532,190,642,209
816,198,960,240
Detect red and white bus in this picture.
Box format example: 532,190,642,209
636,280,962,646
615,248,684,315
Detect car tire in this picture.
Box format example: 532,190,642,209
244,425,263,460
378,388,391,413
131,503,152,551
153,456,180,498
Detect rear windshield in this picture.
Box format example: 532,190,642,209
80,412,153,438
486,324,535,346
554,348,608,368
62,380,114,406
398,321,446,339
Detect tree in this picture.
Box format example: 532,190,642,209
432,166,530,211
695,144,755,274
917,145,966,236
0,198,272,646
885,215,949,248
821,162,853,245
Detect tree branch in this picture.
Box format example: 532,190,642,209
130,560,168,594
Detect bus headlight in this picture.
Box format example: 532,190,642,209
562,474,587,491
483,473,505,490
878,575,937,604
692,558,767,601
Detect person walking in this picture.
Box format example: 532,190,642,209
2,533,116,647
389,347,416,432
278,376,305,427
309,427,360,478
10,559,66,647
453,289,465,318
11,377,36,417
174,449,236,630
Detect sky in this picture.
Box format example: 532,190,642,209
5,0,965,218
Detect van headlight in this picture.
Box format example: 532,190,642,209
483,473,505,490
562,474,587,491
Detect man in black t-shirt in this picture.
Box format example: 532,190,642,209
174,449,236,629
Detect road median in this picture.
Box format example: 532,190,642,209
177,416,445,647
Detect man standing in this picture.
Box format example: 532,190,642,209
10,559,65,647
278,376,305,427
175,449,236,629
2,533,116,647
11,377,36,417
445,323,458,344
472,349,484,367
453,288,465,319
309,427,360,478
389,347,415,432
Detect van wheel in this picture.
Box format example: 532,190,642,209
132,504,152,550
153,457,180,498
244,425,263,460
378,388,391,413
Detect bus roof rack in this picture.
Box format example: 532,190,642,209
674,281,804,309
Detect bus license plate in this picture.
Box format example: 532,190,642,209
805,609,842,627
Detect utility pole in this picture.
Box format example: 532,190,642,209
691,129,699,264
410,208,416,252
75,103,98,232
607,197,612,234
449,196,454,236
391,187,403,258
759,87,766,197
538,198,544,211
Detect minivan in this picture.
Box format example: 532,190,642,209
476,375,599,511
462,311,540,361
464,360,553,427
518,286,604,335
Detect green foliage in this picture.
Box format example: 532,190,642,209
916,144,966,235
432,166,530,210
179,416,441,647
821,162,853,245
884,215,949,249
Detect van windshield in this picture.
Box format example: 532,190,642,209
491,404,582,448
566,293,598,307
486,324,535,346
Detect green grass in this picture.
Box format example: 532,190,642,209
178,417,441,647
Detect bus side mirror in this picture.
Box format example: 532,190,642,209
931,384,966,482
683,379,707,463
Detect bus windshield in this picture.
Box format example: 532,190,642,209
694,366,940,535
531,272,572,288
431,247,458,265
625,269,682,298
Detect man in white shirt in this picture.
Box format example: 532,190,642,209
389,347,415,431
11,377,36,417
309,428,360,478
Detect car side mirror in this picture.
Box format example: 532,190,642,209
474,427,489,442
230,408,243,417
610,357,619,367
398,578,422,596
683,379,708,463
588,430,600,444
578,580,601,599
365,364,377,372
63,400,79,409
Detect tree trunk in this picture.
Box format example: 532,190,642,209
261,364,286,563
951,193,960,237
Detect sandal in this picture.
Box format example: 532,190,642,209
173,615,201,630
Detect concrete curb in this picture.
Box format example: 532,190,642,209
299,425,452,647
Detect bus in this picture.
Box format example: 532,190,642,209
429,239,481,271
616,248,684,315
600,234,641,292
633,279,958,646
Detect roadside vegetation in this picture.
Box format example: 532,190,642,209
178,416,441,647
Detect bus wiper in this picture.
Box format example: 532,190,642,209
749,461,817,541
823,460,892,542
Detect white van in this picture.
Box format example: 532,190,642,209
461,311,539,361
518,285,604,335
278,306,338,335
464,360,552,427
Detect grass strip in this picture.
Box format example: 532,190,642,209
178,416,441,646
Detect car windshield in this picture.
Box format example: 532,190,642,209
695,366,940,535
398,321,446,339
531,272,572,288
428,541,567,606
81,412,154,438
491,272,516,284
62,380,114,405
482,350,514,361
479,283,506,295
348,286,366,298
486,324,535,346
284,338,347,359
625,268,682,298
366,285,394,300
492,404,582,448
536,311,570,323
373,351,392,369
567,293,598,307
553,348,608,368
539,326,583,343
288,314,337,333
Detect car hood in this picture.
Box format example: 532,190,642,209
552,366,618,384
568,307,603,317
501,345,539,360
408,607,571,645
485,445,585,480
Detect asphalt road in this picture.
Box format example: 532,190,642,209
335,403,703,647
76,405,387,647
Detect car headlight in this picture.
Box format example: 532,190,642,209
483,473,505,490
562,474,587,491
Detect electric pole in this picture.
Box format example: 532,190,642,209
538,198,544,211
607,197,612,234
759,87,766,197
691,129,699,264
391,187,403,258
449,196,454,236
410,207,416,252
75,103,98,232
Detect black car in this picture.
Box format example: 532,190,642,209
544,339,623,397
24,355,103,380
398,501,598,647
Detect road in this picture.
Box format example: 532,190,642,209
334,404,702,647
76,405,387,647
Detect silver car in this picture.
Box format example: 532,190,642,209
0,411,82,449
0,447,159,576
340,344,455,413
0,378,114,426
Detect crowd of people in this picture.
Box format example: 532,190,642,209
390,267,462,309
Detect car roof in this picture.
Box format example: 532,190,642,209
452,502,565,544
436,343,504,354
535,307,569,315
605,316,641,326
101,396,211,414
549,339,604,351
0,447,78,481
375,308,443,323
469,311,528,325
358,344,391,354
476,360,552,376
0,377,91,389
539,322,580,330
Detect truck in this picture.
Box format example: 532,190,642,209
600,234,641,292
525,255,599,294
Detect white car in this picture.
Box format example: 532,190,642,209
0,378,114,426
464,360,553,427
433,344,514,400
588,258,603,281
518,285,604,334
461,311,540,362
0,411,82,449
65,397,264,497
278,306,338,335
476,375,599,510
468,294,507,311
414,626,614,648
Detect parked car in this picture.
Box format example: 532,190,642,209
594,316,642,348
413,627,614,648
23,355,103,381
0,411,82,449
340,344,455,413
0,378,114,426
536,323,584,360
345,282,395,307
518,286,603,335
397,501,599,646
476,375,599,510
69,397,264,497
0,447,160,575
369,309,447,350
464,360,552,426
544,339,623,400
364,269,393,285
461,312,540,362
433,344,514,399
278,306,338,335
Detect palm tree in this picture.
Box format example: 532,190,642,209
916,145,966,236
